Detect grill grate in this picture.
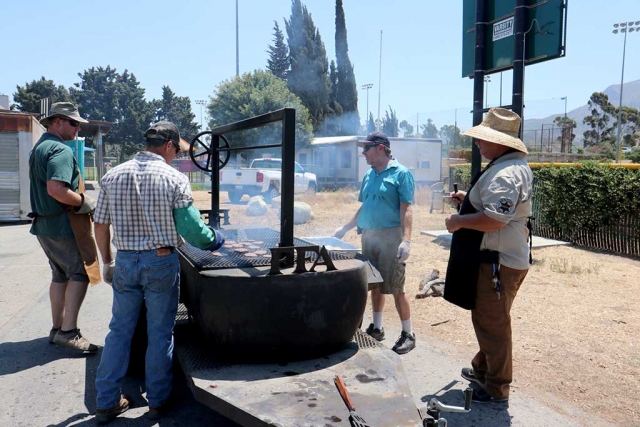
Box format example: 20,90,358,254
178,228,355,271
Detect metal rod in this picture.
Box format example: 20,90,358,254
211,134,221,228
512,0,527,137
471,0,487,178
377,30,383,131
236,0,240,77
280,108,296,265
209,110,287,135
616,29,627,164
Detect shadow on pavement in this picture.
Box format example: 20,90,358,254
0,337,97,376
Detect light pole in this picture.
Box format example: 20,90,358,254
561,96,567,118
484,75,491,108
361,83,373,122
195,100,206,130
612,20,639,163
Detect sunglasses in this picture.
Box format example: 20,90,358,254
362,144,378,152
60,118,80,128
170,140,181,154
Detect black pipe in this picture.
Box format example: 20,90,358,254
471,0,487,179
280,108,296,264
211,134,221,229
512,0,527,136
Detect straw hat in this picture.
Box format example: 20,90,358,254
462,108,528,154
39,102,89,127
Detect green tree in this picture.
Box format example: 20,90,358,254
207,70,313,152
382,106,398,137
267,21,289,81
399,120,414,137
285,0,332,132
439,124,463,147
152,86,200,142
366,112,375,134
582,92,615,148
421,118,438,138
616,106,640,148
71,66,155,163
553,116,577,153
12,77,70,113
334,0,359,135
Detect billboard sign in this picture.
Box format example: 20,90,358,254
462,0,567,78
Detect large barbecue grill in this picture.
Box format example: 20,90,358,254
170,109,469,426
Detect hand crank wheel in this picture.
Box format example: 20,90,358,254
189,131,231,172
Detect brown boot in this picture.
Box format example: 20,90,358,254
52,328,99,353
95,395,130,424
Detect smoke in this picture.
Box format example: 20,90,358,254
315,110,361,137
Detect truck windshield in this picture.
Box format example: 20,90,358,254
251,160,281,169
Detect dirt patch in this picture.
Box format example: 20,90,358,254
192,189,640,425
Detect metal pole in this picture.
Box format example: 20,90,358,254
236,0,240,77
377,30,383,131
564,96,567,119
616,29,627,163
471,0,487,178
500,72,503,106
512,0,527,137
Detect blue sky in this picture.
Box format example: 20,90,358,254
2,0,639,132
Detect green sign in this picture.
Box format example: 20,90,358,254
462,0,566,78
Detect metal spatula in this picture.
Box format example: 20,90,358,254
334,375,372,427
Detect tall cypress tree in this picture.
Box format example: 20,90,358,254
285,0,332,132
267,21,289,81
335,0,359,135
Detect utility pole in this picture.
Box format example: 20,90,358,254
361,83,373,122
195,100,206,130
377,30,383,131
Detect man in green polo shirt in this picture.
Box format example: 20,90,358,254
333,132,416,354
29,102,98,353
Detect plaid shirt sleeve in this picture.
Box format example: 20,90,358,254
94,186,111,224
173,174,193,210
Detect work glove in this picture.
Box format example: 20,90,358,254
332,226,347,240
75,193,97,215
206,226,226,251
103,261,115,285
397,240,411,262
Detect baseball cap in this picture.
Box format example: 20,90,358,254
143,121,190,151
357,131,391,148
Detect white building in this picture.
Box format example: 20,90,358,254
296,135,442,189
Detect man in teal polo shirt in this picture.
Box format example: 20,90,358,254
29,102,98,353
333,132,416,354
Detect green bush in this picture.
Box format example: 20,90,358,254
450,162,640,234
533,162,640,233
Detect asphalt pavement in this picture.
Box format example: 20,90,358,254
0,197,610,426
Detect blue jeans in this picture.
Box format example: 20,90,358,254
95,249,180,410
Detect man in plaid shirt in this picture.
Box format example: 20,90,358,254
92,121,224,424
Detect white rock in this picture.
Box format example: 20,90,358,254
246,196,268,216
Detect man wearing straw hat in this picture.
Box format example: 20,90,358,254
29,102,99,354
444,108,533,403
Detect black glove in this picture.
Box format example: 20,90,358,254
205,226,226,251
75,193,97,215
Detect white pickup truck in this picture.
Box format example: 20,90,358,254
220,158,317,203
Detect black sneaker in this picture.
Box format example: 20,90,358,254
471,388,508,404
461,367,485,387
392,331,416,354
365,323,385,341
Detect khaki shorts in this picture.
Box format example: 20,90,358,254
361,227,405,294
36,236,89,283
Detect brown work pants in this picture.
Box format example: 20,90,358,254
471,263,528,399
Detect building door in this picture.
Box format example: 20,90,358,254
0,132,21,221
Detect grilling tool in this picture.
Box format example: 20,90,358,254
453,183,460,212
334,375,372,427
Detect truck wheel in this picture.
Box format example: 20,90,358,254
263,185,280,203
228,191,243,204
307,182,317,196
